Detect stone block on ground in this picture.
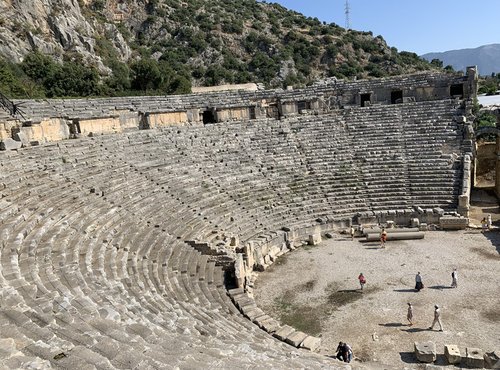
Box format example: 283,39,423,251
273,325,295,341
414,341,437,363
439,216,469,230
444,344,461,364
256,316,280,333
13,132,29,147
300,336,321,352
0,138,22,151
243,307,266,321
484,351,500,369
285,331,308,347
466,347,484,368
308,234,321,246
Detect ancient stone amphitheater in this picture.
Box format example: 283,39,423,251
0,69,477,369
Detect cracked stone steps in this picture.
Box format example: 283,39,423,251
9,208,235,358
0,188,88,297
0,309,181,369
29,204,145,322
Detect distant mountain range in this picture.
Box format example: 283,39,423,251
422,44,500,76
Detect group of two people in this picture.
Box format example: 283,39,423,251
481,214,492,232
415,268,458,291
335,341,353,363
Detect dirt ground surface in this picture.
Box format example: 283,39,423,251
253,229,500,369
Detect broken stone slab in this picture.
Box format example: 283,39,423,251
466,348,484,368
484,351,500,369
273,325,295,341
414,341,437,363
0,138,22,151
284,331,308,347
444,344,461,364
300,336,321,352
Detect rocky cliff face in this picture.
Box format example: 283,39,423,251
0,0,437,94
0,0,132,73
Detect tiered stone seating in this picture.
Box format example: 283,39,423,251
0,94,469,368
0,137,335,368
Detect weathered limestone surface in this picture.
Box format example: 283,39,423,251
273,325,295,341
147,111,189,127
466,348,485,368
484,351,500,369
440,216,469,230
308,234,321,245
79,117,122,136
285,331,308,347
415,342,437,363
0,138,21,150
444,344,461,364
301,336,322,352
19,118,70,143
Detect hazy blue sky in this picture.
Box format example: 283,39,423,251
269,0,500,55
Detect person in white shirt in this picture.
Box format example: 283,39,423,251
429,305,443,331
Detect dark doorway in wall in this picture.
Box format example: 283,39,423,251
202,110,216,124
297,100,311,112
450,84,464,98
266,104,280,120
249,106,256,120
391,90,403,104
360,93,371,107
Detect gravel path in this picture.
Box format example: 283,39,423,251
253,230,500,369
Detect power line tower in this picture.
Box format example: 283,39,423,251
344,0,351,29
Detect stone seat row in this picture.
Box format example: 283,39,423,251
21,120,460,233
0,188,330,368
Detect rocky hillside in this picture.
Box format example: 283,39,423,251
0,0,440,98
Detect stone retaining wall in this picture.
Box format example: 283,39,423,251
0,69,478,144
